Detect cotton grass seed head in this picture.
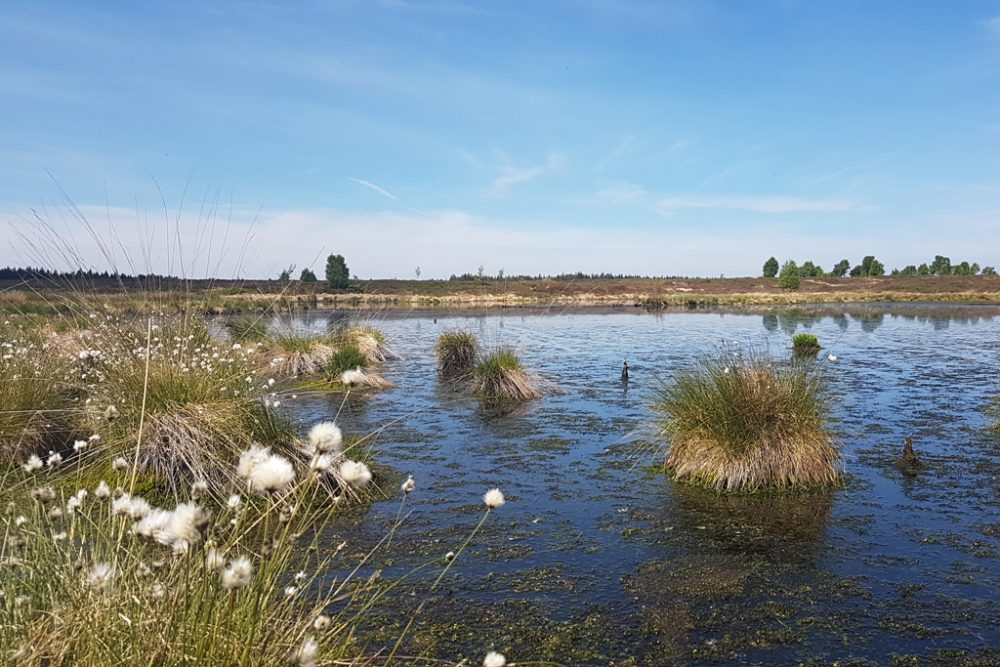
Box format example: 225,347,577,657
23,455,42,473
339,460,372,487
94,481,111,498
483,652,507,667
86,562,115,592
221,556,253,590
340,368,367,387
289,635,318,667
307,421,343,453
483,488,505,509
239,448,296,495
401,474,415,493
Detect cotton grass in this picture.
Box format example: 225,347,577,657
654,351,840,492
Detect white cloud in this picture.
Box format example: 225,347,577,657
487,153,566,195
595,183,647,204
348,177,397,202
655,194,864,216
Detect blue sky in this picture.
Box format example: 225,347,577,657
2,1,1000,278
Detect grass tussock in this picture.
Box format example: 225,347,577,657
268,333,336,377
0,324,78,462
654,351,840,492
343,326,399,364
472,348,545,401
791,333,821,354
436,330,478,375
223,316,269,343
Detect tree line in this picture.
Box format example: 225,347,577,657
763,254,997,287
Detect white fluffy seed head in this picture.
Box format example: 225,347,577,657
401,475,415,493
340,368,367,387
310,453,337,473
86,562,115,592
313,614,331,631
483,488,505,509
483,651,506,667
112,494,151,520
22,455,42,473
111,457,128,471
221,556,253,590
339,460,372,487
94,481,111,498
308,421,343,454
289,635,318,667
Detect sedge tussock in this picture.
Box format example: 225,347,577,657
472,348,546,401
654,351,841,492
436,330,478,375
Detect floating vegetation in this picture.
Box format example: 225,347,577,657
791,332,821,356
654,351,840,492
436,330,478,376
472,348,545,401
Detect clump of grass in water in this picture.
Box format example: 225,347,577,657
342,326,398,364
326,343,369,376
436,330,478,375
654,351,840,492
792,333,821,356
269,332,336,377
473,348,544,401
224,316,269,343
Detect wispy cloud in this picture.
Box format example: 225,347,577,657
595,182,647,204
348,177,397,202
655,195,864,216
488,153,566,195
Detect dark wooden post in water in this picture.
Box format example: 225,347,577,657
902,437,919,464
621,360,629,382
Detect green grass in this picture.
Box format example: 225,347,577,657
0,324,79,462
792,333,821,350
326,343,369,376
436,330,478,375
653,351,840,492
472,348,543,400
223,316,269,342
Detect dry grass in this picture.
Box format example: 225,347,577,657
268,333,336,377
343,327,398,364
654,352,840,492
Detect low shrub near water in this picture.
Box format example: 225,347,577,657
223,316,269,343
436,330,478,375
654,351,840,492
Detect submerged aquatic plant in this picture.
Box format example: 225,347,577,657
436,330,478,375
654,351,840,492
472,348,544,401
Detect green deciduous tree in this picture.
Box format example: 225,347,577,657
830,259,851,277
325,254,350,289
778,261,801,290
762,257,779,278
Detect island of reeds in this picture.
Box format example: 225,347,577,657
653,351,841,492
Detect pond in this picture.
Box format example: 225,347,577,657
283,304,1000,665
